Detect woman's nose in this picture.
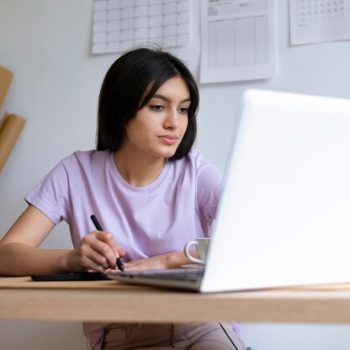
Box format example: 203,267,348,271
163,109,178,129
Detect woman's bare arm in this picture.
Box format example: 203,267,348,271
123,251,192,271
0,205,126,276
0,205,72,276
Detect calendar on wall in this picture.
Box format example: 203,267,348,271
200,0,276,83
290,0,350,45
91,0,190,54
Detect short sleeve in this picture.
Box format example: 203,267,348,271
25,162,70,225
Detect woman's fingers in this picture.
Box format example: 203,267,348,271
95,232,125,255
91,232,118,268
83,255,108,273
68,248,107,273
76,231,125,271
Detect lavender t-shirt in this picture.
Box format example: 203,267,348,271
25,148,223,349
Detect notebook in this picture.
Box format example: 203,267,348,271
108,89,350,292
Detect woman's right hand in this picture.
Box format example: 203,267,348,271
66,231,126,273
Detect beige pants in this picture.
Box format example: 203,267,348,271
102,322,245,350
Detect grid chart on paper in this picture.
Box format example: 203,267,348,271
296,0,350,24
92,0,190,54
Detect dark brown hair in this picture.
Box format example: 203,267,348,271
97,47,199,160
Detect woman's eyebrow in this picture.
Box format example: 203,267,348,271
152,93,191,104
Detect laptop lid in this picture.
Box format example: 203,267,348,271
200,89,350,292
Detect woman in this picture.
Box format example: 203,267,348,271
0,48,245,350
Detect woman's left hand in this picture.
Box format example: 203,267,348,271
121,251,191,271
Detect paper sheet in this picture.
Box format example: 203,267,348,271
91,0,190,54
290,0,350,46
200,0,276,84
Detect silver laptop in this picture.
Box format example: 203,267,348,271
108,89,350,292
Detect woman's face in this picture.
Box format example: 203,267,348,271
122,76,191,160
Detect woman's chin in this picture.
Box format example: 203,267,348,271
156,145,178,159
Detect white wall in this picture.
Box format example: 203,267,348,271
1,1,350,349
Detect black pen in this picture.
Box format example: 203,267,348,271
90,214,125,272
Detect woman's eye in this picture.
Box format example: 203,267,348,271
150,104,164,111
178,106,189,114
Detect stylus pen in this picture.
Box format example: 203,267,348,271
90,214,125,272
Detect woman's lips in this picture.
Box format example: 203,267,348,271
159,136,178,145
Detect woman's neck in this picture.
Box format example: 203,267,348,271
113,150,166,187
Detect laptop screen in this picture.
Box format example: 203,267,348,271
202,89,350,291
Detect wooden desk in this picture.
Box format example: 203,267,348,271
1,277,350,324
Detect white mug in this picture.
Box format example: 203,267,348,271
183,238,210,265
